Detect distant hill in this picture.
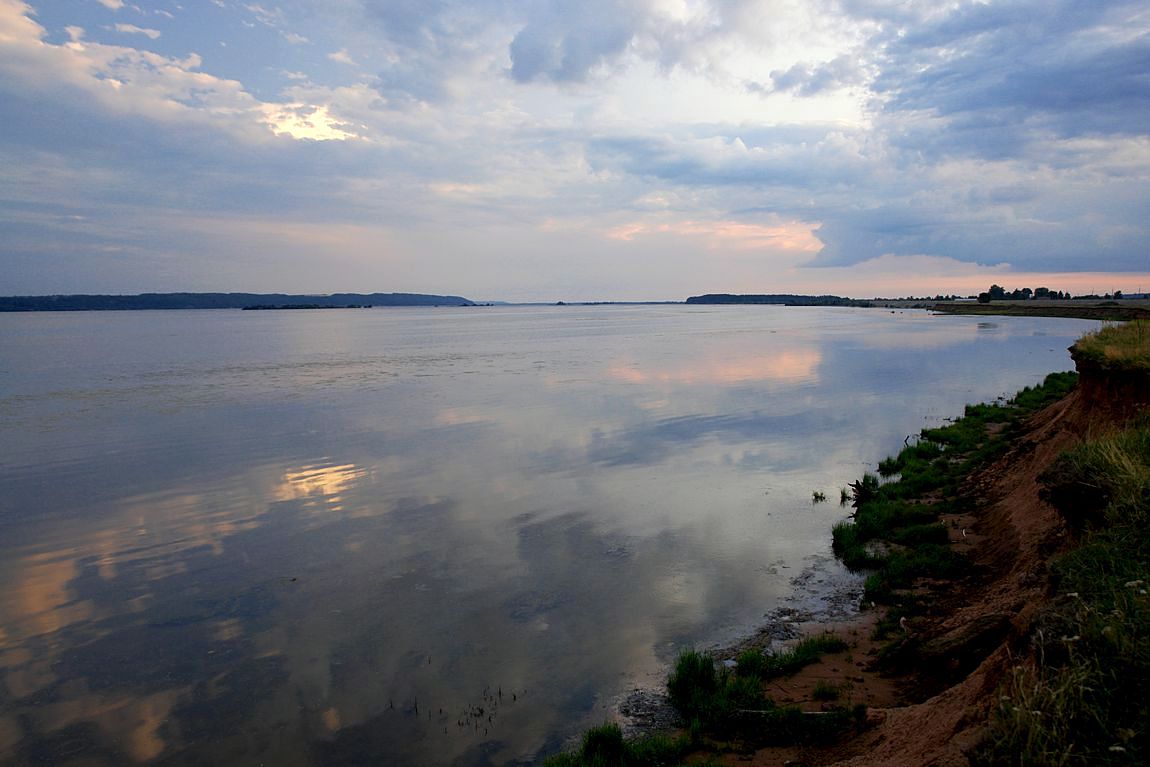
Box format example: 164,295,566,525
0,292,476,312
685,293,872,307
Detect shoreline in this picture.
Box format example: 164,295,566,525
928,300,1150,321
553,323,1150,766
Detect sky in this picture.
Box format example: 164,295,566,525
1,0,1148,301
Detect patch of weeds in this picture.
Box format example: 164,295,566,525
848,473,881,506
889,523,950,547
812,681,841,701
735,648,766,680
665,647,859,747
812,490,827,503
878,440,945,479
543,723,692,767
831,520,879,571
762,635,849,678
1009,371,1079,409
666,650,721,723
832,502,941,573
863,545,966,603
877,455,901,478
1039,422,1150,531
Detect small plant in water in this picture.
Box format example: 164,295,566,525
812,490,827,503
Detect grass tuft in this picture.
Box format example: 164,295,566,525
812,681,841,701
762,635,850,677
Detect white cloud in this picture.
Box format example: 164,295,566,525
112,23,161,39
327,48,354,65
0,1,362,145
95,0,124,9
244,3,282,27
261,103,361,141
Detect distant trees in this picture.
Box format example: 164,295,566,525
978,284,1072,303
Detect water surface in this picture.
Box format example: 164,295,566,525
0,306,1098,765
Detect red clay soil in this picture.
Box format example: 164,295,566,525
725,365,1150,767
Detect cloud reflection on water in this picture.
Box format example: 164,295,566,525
0,307,1101,766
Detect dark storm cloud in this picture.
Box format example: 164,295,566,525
873,0,1150,145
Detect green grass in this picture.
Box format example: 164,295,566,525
662,644,857,744
1072,320,1150,372
1039,424,1150,531
735,648,766,680
761,635,850,677
832,372,1079,605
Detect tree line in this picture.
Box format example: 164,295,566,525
976,285,1125,303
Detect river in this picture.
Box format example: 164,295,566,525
0,305,1099,765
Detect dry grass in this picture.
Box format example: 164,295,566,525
1072,320,1150,372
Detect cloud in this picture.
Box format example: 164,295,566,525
588,129,872,189
870,0,1150,146
327,48,355,66
262,103,361,141
95,0,123,9
0,2,363,145
757,55,865,97
112,23,161,39
508,0,643,83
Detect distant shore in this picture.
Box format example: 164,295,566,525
927,299,1150,321
0,292,476,311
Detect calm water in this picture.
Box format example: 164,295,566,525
0,306,1098,766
